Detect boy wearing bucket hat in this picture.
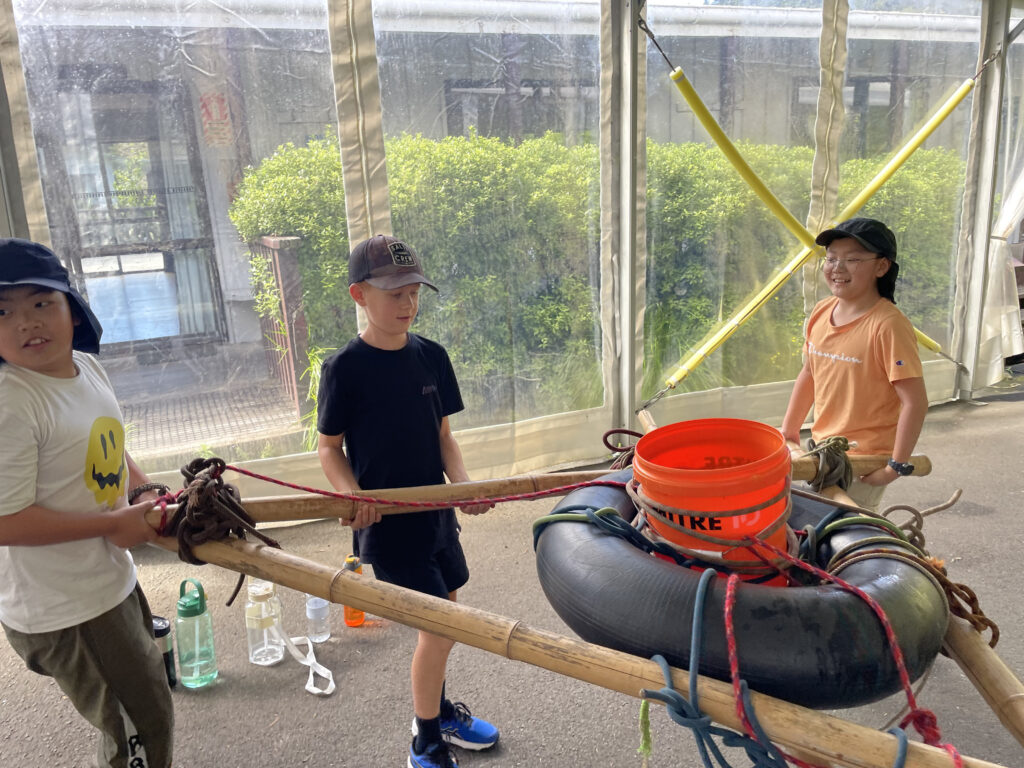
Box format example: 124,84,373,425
781,218,928,511
0,238,173,766
317,234,498,768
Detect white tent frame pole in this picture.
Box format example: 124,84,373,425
952,0,1010,399
603,0,645,433
0,0,49,242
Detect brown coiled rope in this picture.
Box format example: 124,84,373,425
161,457,281,605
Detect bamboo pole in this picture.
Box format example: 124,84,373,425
145,470,611,527
145,456,930,528
151,535,1004,768
818,485,1024,751
943,616,1024,749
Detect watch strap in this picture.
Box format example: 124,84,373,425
887,458,914,477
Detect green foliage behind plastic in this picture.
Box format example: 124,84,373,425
229,133,964,425
229,137,354,350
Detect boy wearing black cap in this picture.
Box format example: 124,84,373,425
317,234,498,768
0,239,173,766
781,218,928,510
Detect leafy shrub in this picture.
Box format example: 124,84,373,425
229,137,354,350
837,148,964,343
229,132,964,425
387,131,601,423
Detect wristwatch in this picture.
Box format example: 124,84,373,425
887,458,915,477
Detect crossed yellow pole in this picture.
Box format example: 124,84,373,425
655,68,975,397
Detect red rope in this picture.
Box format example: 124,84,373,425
742,536,963,765
724,573,829,768
724,574,753,736
153,491,183,536
222,463,626,509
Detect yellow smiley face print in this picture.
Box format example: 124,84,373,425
83,417,126,506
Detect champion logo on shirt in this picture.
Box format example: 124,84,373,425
807,341,861,364
422,384,438,395
896,360,904,366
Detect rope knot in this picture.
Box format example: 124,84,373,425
803,436,853,492
163,456,282,604
900,707,942,745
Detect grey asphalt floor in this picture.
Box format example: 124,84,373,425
2,385,1024,767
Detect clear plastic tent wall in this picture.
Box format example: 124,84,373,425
0,0,1020,484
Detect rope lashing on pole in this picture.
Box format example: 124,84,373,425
800,436,854,492
638,574,789,768
634,16,990,414
155,457,283,604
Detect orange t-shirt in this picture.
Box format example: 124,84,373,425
805,296,922,455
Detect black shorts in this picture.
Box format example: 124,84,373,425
370,540,470,599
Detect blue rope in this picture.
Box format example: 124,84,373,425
638,569,789,768
887,727,908,768
796,505,845,561
641,656,790,768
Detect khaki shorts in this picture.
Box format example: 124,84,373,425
844,477,888,513
3,583,174,768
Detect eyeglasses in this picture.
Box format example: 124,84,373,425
822,255,881,269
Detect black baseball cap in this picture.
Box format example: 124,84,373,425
0,238,103,354
815,218,897,260
816,218,900,303
348,234,438,291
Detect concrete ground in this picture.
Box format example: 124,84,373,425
2,385,1024,768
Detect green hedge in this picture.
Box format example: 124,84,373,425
229,133,964,425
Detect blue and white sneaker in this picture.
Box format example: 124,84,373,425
408,738,458,768
412,702,500,751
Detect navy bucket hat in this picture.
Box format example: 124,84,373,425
816,218,900,303
0,238,103,355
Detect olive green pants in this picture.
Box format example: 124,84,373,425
3,583,174,768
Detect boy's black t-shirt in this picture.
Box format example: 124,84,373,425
317,333,464,561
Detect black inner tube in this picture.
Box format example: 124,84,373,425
534,469,949,709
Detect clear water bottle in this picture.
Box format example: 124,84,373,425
175,578,218,689
305,594,331,643
245,578,285,666
343,555,365,627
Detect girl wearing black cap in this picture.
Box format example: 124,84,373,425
781,219,928,511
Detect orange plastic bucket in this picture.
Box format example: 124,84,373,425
633,418,790,566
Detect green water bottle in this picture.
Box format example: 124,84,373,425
175,578,219,689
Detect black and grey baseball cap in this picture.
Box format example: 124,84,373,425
0,238,103,353
347,234,438,291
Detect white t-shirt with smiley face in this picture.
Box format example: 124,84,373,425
0,352,136,633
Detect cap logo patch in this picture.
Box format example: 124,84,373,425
388,241,416,267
